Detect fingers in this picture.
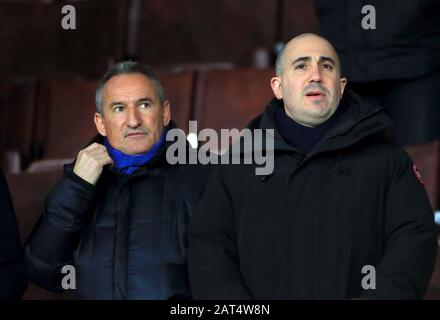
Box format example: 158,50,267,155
73,143,113,185
79,143,112,164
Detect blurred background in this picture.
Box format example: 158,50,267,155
0,0,439,299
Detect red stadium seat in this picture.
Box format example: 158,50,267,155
34,77,99,161
0,80,38,172
194,68,275,131
0,0,126,78
0,82,11,157
6,170,68,300
405,142,440,211
136,0,277,67
280,0,319,42
157,70,196,133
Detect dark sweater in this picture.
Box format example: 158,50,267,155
274,100,347,154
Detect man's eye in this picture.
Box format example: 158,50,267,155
295,64,306,70
113,106,124,113
323,64,334,70
139,102,150,109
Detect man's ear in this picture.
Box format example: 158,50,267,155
162,101,171,126
94,112,107,136
270,77,283,100
340,77,347,96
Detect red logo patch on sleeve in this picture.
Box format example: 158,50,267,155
413,164,424,185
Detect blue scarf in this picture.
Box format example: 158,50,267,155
104,129,167,175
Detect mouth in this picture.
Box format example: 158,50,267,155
305,90,326,98
125,132,147,138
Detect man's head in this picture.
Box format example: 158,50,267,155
94,61,171,155
271,33,347,127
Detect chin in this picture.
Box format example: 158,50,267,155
124,144,153,155
305,112,333,126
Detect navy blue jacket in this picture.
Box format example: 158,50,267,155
0,168,27,299
24,134,211,299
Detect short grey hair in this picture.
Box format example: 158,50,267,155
95,61,166,114
275,44,287,76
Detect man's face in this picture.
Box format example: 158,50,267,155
271,35,347,127
94,73,170,155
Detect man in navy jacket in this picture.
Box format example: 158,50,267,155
25,61,210,299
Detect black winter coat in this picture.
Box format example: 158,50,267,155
188,92,438,299
24,134,211,299
0,168,27,299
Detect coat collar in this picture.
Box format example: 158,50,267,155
246,89,393,155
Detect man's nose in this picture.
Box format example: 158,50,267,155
127,107,141,128
309,64,323,83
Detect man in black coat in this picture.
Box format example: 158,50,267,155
0,168,27,299
24,61,210,299
187,34,438,299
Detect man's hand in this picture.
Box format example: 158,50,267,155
73,143,113,185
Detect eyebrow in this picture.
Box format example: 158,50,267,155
292,56,336,65
137,97,153,103
109,101,124,108
320,56,336,65
109,97,153,108
292,56,311,65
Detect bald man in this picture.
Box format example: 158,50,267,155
188,34,437,299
